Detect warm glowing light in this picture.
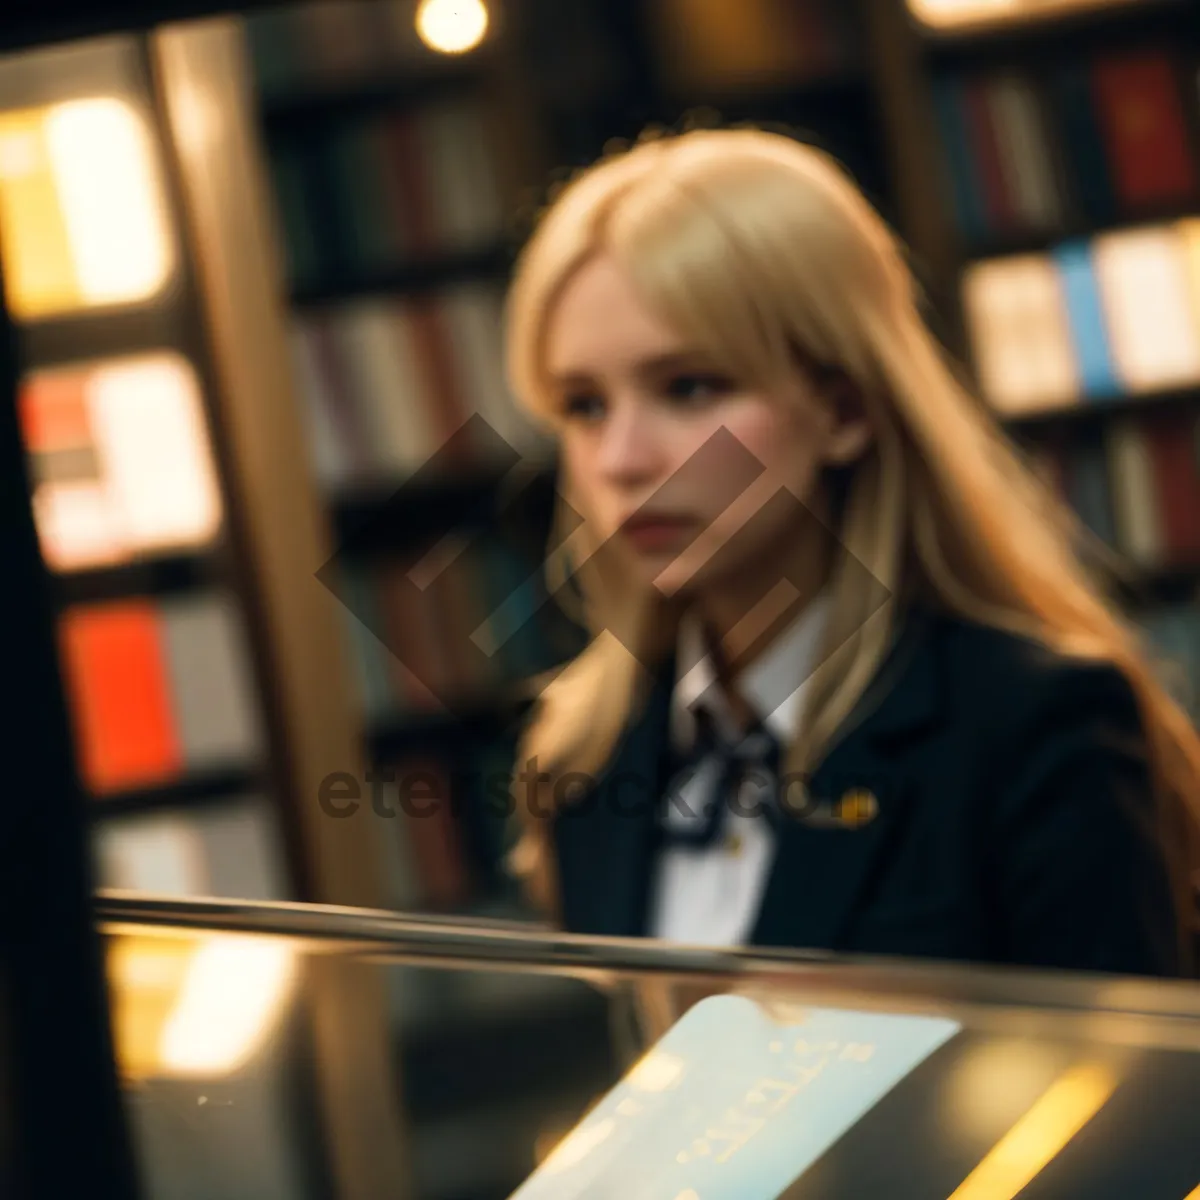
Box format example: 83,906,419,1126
944,1039,1063,1142
416,0,489,54
946,1063,1119,1200
89,354,223,550
539,1118,616,1176
626,1049,686,1093
22,353,223,570
961,255,1079,413
909,0,1128,30
1092,225,1200,392
159,936,296,1075
108,933,297,1079
0,98,173,319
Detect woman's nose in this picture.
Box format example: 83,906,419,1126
596,400,664,483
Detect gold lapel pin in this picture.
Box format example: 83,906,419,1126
835,788,879,829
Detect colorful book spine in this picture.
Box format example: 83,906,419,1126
57,592,265,795
966,220,1200,412
290,284,542,492
935,49,1200,244
263,99,506,287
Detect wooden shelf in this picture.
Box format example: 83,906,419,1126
330,458,558,561
659,70,869,115
88,764,266,820
289,242,515,309
962,207,1200,261
1002,385,1200,434
48,550,226,607
368,702,530,762
1113,562,1200,608
915,0,1193,66
259,57,496,133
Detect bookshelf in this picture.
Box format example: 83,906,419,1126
234,7,618,1200
237,0,595,927
898,0,1200,717
0,33,304,888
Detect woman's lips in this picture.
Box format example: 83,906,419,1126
619,513,700,553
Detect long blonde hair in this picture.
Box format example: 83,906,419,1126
501,126,1200,950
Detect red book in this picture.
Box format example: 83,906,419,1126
406,298,476,460
1142,413,1200,561
19,372,91,452
58,601,183,793
1091,53,1198,208
963,79,1016,233
382,113,437,256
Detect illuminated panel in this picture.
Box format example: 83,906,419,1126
1092,224,1200,392
21,352,223,570
107,933,296,1081
909,0,1134,33
0,97,173,320
961,254,1080,414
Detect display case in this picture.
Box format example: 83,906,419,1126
96,891,1200,1200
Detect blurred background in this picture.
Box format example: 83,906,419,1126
0,0,1199,1198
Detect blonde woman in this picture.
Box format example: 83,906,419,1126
500,126,1199,977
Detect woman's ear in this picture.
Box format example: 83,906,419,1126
821,375,872,466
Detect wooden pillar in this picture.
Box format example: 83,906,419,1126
861,0,965,353
146,18,414,1200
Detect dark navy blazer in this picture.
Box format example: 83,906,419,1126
547,607,1191,978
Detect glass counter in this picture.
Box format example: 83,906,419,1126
95,890,1200,1200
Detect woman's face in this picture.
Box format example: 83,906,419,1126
542,252,869,604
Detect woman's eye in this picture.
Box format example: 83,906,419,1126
664,373,732,405
561,393,606,421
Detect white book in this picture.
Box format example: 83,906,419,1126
95,814,209,895
332,300,437,477
440,284,537,456
991,77,1061,228
1092,225,1200,393
417,99,503,250
289,322,353,490
988,79,1052,229
31,479,123,570
196,798,290,901
88,352,224,554
1105,420,1162,565
158,590,265,768
962,255,1079,413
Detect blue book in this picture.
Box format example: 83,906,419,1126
1053,241,1120,401
510,993,960,1200
931,77,987,243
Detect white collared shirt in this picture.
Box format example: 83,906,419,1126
647,593,831,947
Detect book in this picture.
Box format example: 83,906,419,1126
1091,224,1200,392
932,49,1198,243
961,254,1079,413
20,353,224,571
93,796,289,899
58,593,263,795
0,98,174,319
59,600,184,794
157,593,266,769
1090,51,1198,210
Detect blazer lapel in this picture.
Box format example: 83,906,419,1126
552,668,674,938
751,609,945,950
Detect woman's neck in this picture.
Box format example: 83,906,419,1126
694,514,835,692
